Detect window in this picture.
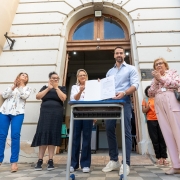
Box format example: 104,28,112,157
104,17,125,39
73,18,94,40
72,16,126,41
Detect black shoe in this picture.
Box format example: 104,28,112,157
35,159,43,171
47,159,55,171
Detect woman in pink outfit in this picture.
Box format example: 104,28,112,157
148,58,180,175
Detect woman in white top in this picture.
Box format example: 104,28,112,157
0,72,31,172
70,69,93,173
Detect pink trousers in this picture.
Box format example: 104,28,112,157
155,90,180,168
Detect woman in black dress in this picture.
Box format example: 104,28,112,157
31,72,66,171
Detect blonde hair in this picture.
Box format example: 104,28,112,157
153,57,169,70
76,69,88,85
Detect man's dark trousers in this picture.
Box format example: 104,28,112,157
105,98,132,166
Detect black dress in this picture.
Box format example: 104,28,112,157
31,85,66,147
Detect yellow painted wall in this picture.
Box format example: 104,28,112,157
0,0,19,54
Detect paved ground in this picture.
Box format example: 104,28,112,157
1,162,180,180
1,151,179,180
44,150,154,166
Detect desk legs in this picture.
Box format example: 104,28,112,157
66,108,74,180
65,104,126,180
121,106,127,180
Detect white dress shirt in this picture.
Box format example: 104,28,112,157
0,85,32,115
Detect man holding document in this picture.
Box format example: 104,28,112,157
102,46,139,175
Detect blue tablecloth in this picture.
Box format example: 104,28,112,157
68,99,126,105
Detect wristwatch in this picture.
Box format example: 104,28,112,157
122,91,126,96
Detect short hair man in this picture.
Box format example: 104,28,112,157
102,46,139,175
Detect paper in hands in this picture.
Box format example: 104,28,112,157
84,76,115,101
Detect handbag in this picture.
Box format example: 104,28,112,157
0,94,4,107
174,90,180,101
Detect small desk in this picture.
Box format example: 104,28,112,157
66,100,127,180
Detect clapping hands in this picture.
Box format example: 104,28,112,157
12,78,21,90
152,70,161,81
48,79,59,89
79,85,85,92
48,81,53,90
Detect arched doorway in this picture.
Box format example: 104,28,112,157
63,14,139,152
66,14,131,78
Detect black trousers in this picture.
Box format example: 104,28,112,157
147,120,167,159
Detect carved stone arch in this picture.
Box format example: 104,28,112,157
61,4,145,154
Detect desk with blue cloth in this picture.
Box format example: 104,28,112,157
66,99,127,180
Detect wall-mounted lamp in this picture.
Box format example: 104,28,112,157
73,51,77,55
95,10,102,17
126,52,129,56
4,32,15,50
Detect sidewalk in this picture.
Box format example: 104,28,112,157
43,150,154,166
0,153,180,180
0,163,180,180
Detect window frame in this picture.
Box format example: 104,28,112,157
67,14,130,51
69,14,129,41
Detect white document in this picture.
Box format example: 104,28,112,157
84,76,115,101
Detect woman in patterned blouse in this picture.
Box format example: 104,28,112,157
0,72,31,172
148,58,180,175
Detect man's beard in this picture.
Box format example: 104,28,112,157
115,57,123,63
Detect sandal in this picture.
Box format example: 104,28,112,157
163,159,170,166
165,167,180,175
156,158,163,165
11,163,18,173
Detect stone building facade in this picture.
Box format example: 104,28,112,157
0,0,180,162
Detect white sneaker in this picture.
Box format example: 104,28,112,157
70,166,74,173
119,164,130,175
102,160,120,172
82,167,90,173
